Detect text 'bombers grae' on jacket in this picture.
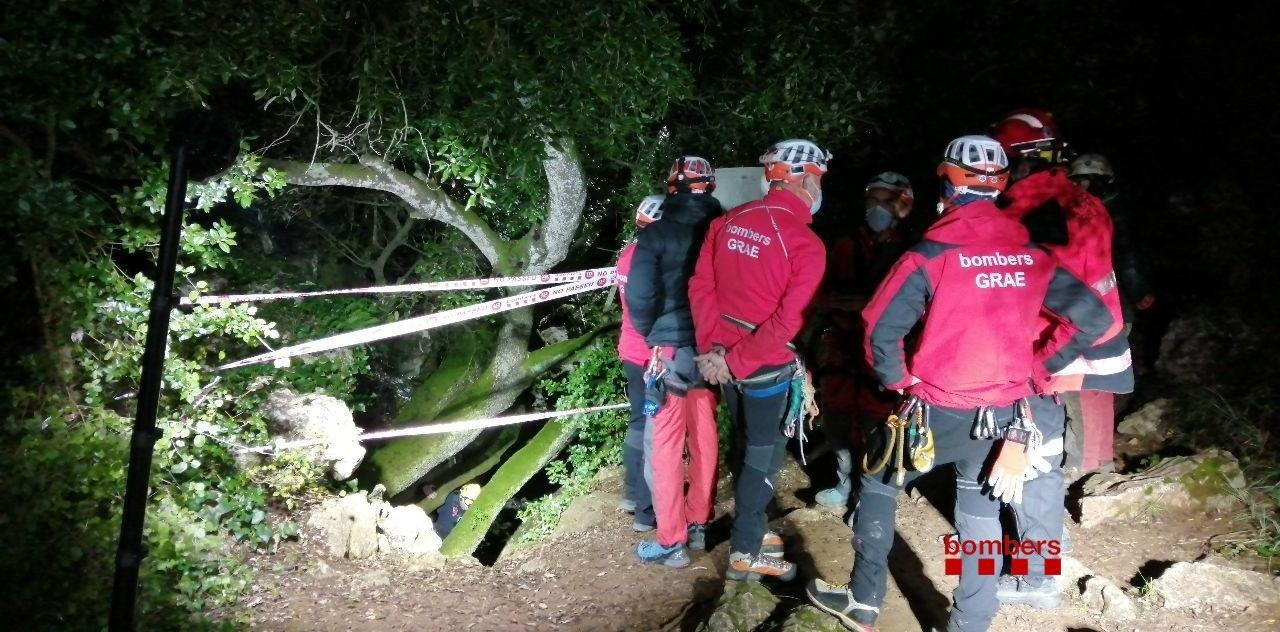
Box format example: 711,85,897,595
615,242,651,366
688,188,826,378
1000,169,1134,395
625,193,723,349
861,199,1116,409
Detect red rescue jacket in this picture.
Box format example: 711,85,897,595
1002,170,1134,394
689,189,827,378
862,199,1116,409
615,242,650,366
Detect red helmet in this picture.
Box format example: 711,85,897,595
667,156,716,194
990,108,1065,163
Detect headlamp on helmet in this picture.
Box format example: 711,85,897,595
667,156,716,194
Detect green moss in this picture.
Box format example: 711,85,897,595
1178,454,1243,504
440,418,573,557
417,426,518,514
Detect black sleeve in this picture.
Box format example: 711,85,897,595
1041,266,1117,373
625,228,663,338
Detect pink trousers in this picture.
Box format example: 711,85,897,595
644,388,719,547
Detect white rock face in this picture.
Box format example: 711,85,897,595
380,504,443,555
264,388,365,480
1078,449,1246,528
1152,557,1280,611
308,490,443,560
1081,576,1137,620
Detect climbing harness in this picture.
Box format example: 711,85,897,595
642,346,669,419
864,396,927,485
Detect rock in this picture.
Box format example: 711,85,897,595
1115,398,1175,453
379,504,443,555
538,326,569,345
405,551,446,572
517,557,550,575
550,491,614,539
1078,449,1246,528
1059,556,1093,593
349,569,391,596
1151,557,1280,611
1081,576,1137,620
699,581,780,632
1155,312,1260,385
264,388,365,480
308,492,381,559
781,605,848,632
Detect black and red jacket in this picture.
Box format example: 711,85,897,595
1002,170,1134,395
689,188,826,378
861,199,1115,409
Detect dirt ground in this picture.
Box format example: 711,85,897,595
234,459,1280,631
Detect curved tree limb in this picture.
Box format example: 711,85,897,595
265,156,507,268
524,139,586,274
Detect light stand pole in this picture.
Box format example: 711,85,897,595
109,111,238,631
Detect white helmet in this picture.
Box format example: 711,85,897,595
938,135,1010,200
634,194,664,227
1069,153,1114,182
759,139,832,182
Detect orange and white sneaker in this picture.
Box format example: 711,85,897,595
727,551,797,582
761,530,785,558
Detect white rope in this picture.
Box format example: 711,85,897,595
182,267,616,306
219,273,616,370
249,403,629,454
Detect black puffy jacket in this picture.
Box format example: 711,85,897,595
625,193,723,348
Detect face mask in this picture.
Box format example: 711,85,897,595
803,176,823,214
865,205,894,232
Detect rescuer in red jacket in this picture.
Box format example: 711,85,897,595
814,172,915,508
614,195,664,533
989,109,1136,611
806,135,1116,632
689,138,830,583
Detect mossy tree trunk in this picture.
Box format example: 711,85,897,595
271,140,588,501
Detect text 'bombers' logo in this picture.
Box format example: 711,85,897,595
942,535,1061,576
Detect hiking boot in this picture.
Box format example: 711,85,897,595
635,540,690,568
687,524,707,551
806,578,878,631
761,530,785,558
633,520,655,533
618,498,636,513
815,487,850,508
727,551,797,582
996,576,1062,609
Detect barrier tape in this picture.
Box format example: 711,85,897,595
181,267,617,306
219,271,617,370
251,403,629,454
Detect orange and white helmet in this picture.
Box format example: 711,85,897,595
759,139,832,183
937,135,1009,203
634,194,665,227
667,156,716,194
990,108,1065,163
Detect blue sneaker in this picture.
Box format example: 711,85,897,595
815,487,850,508
687,524,707,551
636,540,690,568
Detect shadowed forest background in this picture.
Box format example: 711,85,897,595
1,1,1277,629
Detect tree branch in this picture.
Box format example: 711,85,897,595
266,156,507,268
522,138,586,274
370,207,416,285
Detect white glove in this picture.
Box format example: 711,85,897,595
986,432,1030,504
1022,436,1063,482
